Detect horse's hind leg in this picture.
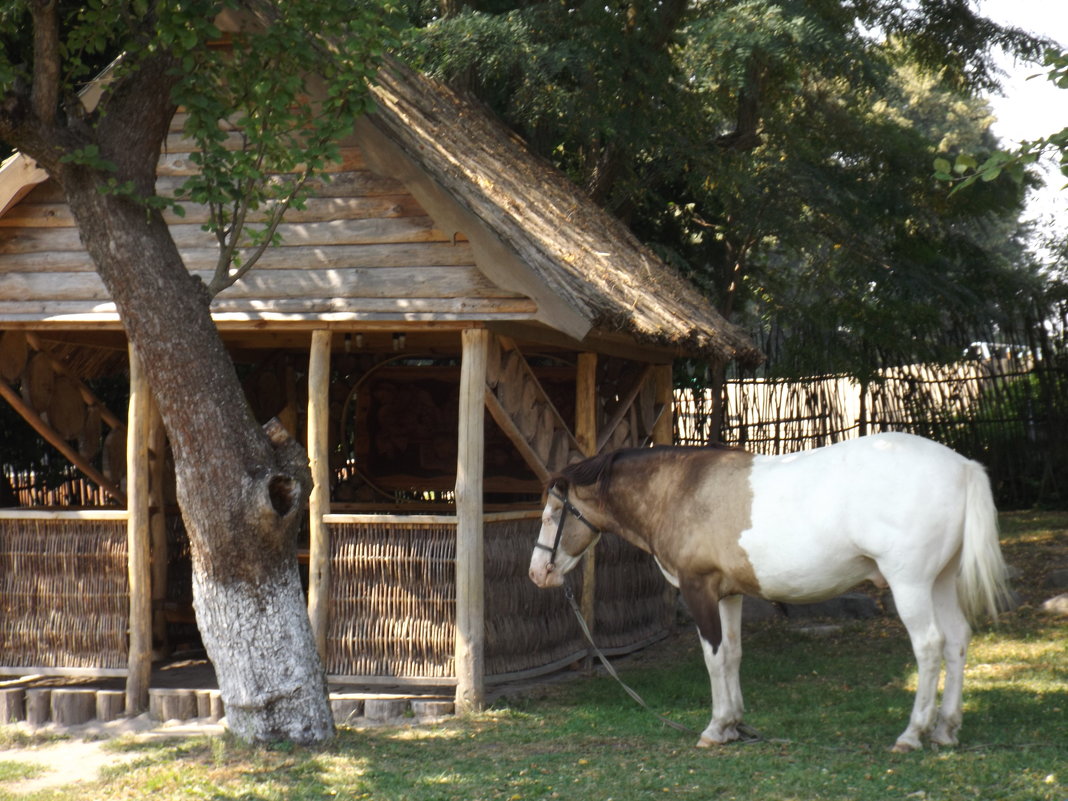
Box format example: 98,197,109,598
891,583,945,753
930,564,971,747
697,595,745,747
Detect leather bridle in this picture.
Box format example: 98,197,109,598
534,486,601,572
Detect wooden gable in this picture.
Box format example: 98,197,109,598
0,114,536,328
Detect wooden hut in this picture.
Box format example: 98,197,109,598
0,57,760,713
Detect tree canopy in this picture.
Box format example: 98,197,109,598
402,0,1053,377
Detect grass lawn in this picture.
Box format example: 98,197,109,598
1,511,1065,801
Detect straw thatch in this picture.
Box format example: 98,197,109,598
363,58,763,366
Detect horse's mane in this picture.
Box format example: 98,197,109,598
549,443,736,505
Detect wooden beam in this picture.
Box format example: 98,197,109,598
455,328,489,713
575,353,598,639
0,376,126,505
652,364,674,445
125,346,152,714
306,329,332,661
148,400,169,652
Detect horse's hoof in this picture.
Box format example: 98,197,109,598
930,727,959,748
891,740,920,754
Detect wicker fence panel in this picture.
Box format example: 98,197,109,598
0,517,128,670
326,520,457,679
484,515,585,677
593,533,673,651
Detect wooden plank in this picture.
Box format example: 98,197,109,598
323,512,459,525
0,241,478,273
0,266,513,302
0,298,540,322
125,346,152,714
0,217,456,254
455,328,489,714
0,377,126,505
306,329,332,661
0,509,128,520
0,195,431,228
154,145,368,176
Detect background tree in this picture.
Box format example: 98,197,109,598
403,0,1050,393
0,0,396,744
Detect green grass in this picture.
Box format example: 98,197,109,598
1,511,1065,801
0,762,42,785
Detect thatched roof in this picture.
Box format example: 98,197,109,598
362,59,762,366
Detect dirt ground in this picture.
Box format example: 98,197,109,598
1,715,225,795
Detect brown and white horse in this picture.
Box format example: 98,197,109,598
528,433,1011,752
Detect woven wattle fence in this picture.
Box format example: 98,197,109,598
0,515,128,671
483,514,585,677
326,512,672,682
327,518,457,679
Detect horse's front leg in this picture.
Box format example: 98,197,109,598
697,594,745,747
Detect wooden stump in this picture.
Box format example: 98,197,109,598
51,689,97,726
329,694,365,725
411,700,454,718
49,375,86,439
25,689,51,726
149,689,198,722
0,688,26,723
363,699,408,721
96,690,126,722
209,691,224,722
24,351,54,412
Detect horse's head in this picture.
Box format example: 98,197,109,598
528,482,602,588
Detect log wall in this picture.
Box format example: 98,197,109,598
0,117,536,324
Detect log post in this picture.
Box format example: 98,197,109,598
455,328,489,713
575,353,598,635
149,399,168,653
652,363,674,445
126,344,153,714
307,329,332,661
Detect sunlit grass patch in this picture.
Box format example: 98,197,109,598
0,758,44,783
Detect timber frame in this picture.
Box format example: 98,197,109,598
0,55,759,714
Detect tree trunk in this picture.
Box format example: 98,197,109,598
45,62,334,739
61,177,334,742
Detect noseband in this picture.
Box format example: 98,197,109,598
535,486,601,572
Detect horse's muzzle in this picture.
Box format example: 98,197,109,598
529,564,564,588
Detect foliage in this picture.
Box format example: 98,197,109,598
403,1,1049,380
935,48,1068,193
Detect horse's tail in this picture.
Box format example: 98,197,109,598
957,460,1012,623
